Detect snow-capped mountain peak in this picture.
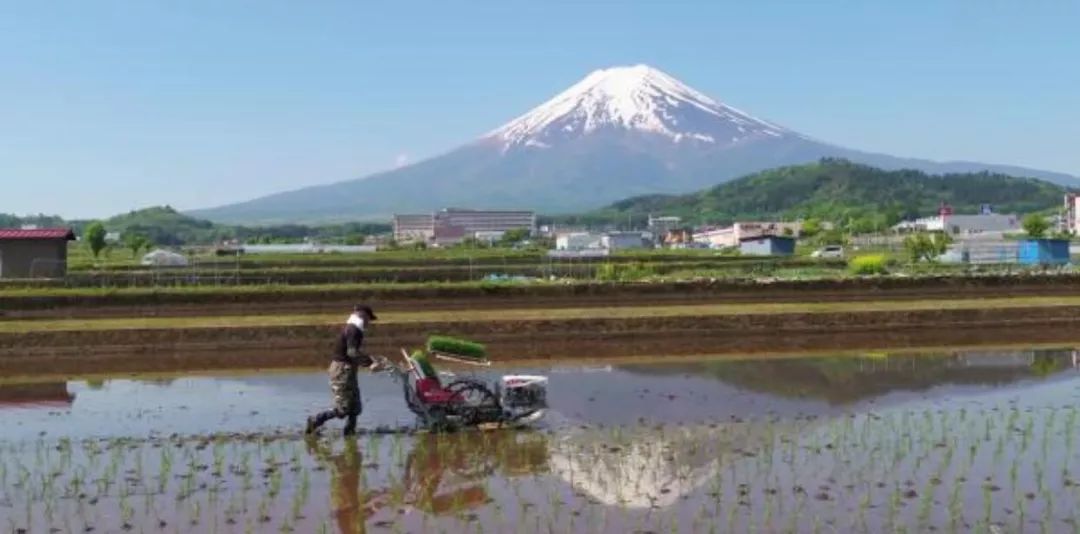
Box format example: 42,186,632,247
485,64,790,149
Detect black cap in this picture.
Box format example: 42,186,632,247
353,304,377,321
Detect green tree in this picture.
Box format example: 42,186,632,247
903,232,952,263
498,228,530,247
123,232,149,258
83,222,107,258
800,218,822,238
1022,214,1049,239
343,234,366,246
817,229,849,246
848,215,879,235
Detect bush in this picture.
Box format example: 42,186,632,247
903,232,951,263
848,254,888,275
595,262,656,282
1022,214,1049,239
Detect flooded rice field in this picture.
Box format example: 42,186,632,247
3,348,1080,532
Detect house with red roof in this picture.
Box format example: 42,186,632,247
0,227,76,278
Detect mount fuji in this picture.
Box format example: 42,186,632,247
193,65,1077,223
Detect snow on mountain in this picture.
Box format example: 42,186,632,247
190,65,1079,224
485,64,790,150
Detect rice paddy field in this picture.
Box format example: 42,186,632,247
3,349,1080,533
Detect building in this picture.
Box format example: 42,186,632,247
693,221,801,249
432,223,468,247
1064,194,1080,234
0,228,75,279
893,203,1020,236
662,228,694,246
601,232,651,251
393,209,535,245
939,241,1020,264
436,208,535,235
647,215,682,240
393,214,435,243
556,232,605,251
738,235,796,256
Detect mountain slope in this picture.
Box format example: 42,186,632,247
192,64,1078,224
601,158,1069,225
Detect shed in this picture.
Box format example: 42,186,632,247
0,228,76,279
602,232,650,251
141,249,190,267
1018,239,1070,266
738,235,796,256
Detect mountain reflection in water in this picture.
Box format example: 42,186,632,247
619,349,1080,404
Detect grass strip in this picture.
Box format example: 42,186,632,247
3,295,1080,333
0,279,567,298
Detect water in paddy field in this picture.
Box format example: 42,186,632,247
3,348,1080,532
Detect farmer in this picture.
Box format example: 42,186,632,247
306,304,381,436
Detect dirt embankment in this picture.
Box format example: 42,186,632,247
3,305,1080,377
5,274,1080,320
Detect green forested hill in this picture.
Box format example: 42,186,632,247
1,206,390,246
99,207,390,245
600,158,1068,227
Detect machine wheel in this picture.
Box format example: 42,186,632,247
451,383,500,426
445,379,489,395
453,383,498,407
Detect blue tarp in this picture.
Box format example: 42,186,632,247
1017,239,1070,265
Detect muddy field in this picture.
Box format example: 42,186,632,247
2,350,1079,532
6,302,1080,378
6,274,1080,320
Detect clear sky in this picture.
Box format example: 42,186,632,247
2,1,1078,219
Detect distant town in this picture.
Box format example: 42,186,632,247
1,194,1077,280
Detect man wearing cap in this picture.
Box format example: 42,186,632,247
306,305,382,436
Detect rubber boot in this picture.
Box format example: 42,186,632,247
343,414,358,436
306,410,336,434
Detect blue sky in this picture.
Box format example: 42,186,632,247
2,1,1078,219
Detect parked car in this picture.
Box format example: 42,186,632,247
811,245,844,259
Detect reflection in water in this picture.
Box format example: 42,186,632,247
305,439,377,534
551,418,821,508
305,430,550,532
2,347,1079,443
621,349,1079,404
398,431,548,515
0,381,74,408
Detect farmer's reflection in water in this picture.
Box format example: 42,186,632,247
305,430,549,532
305,438,379,533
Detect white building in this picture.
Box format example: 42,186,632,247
647,215,682,236
1064,194,1080,234
556,232,604,251
392,214,435,243
692,221,801,248
394,208,535,244
601,231,651,251
894,213,1020,236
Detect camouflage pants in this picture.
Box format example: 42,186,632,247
329,360,361,416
